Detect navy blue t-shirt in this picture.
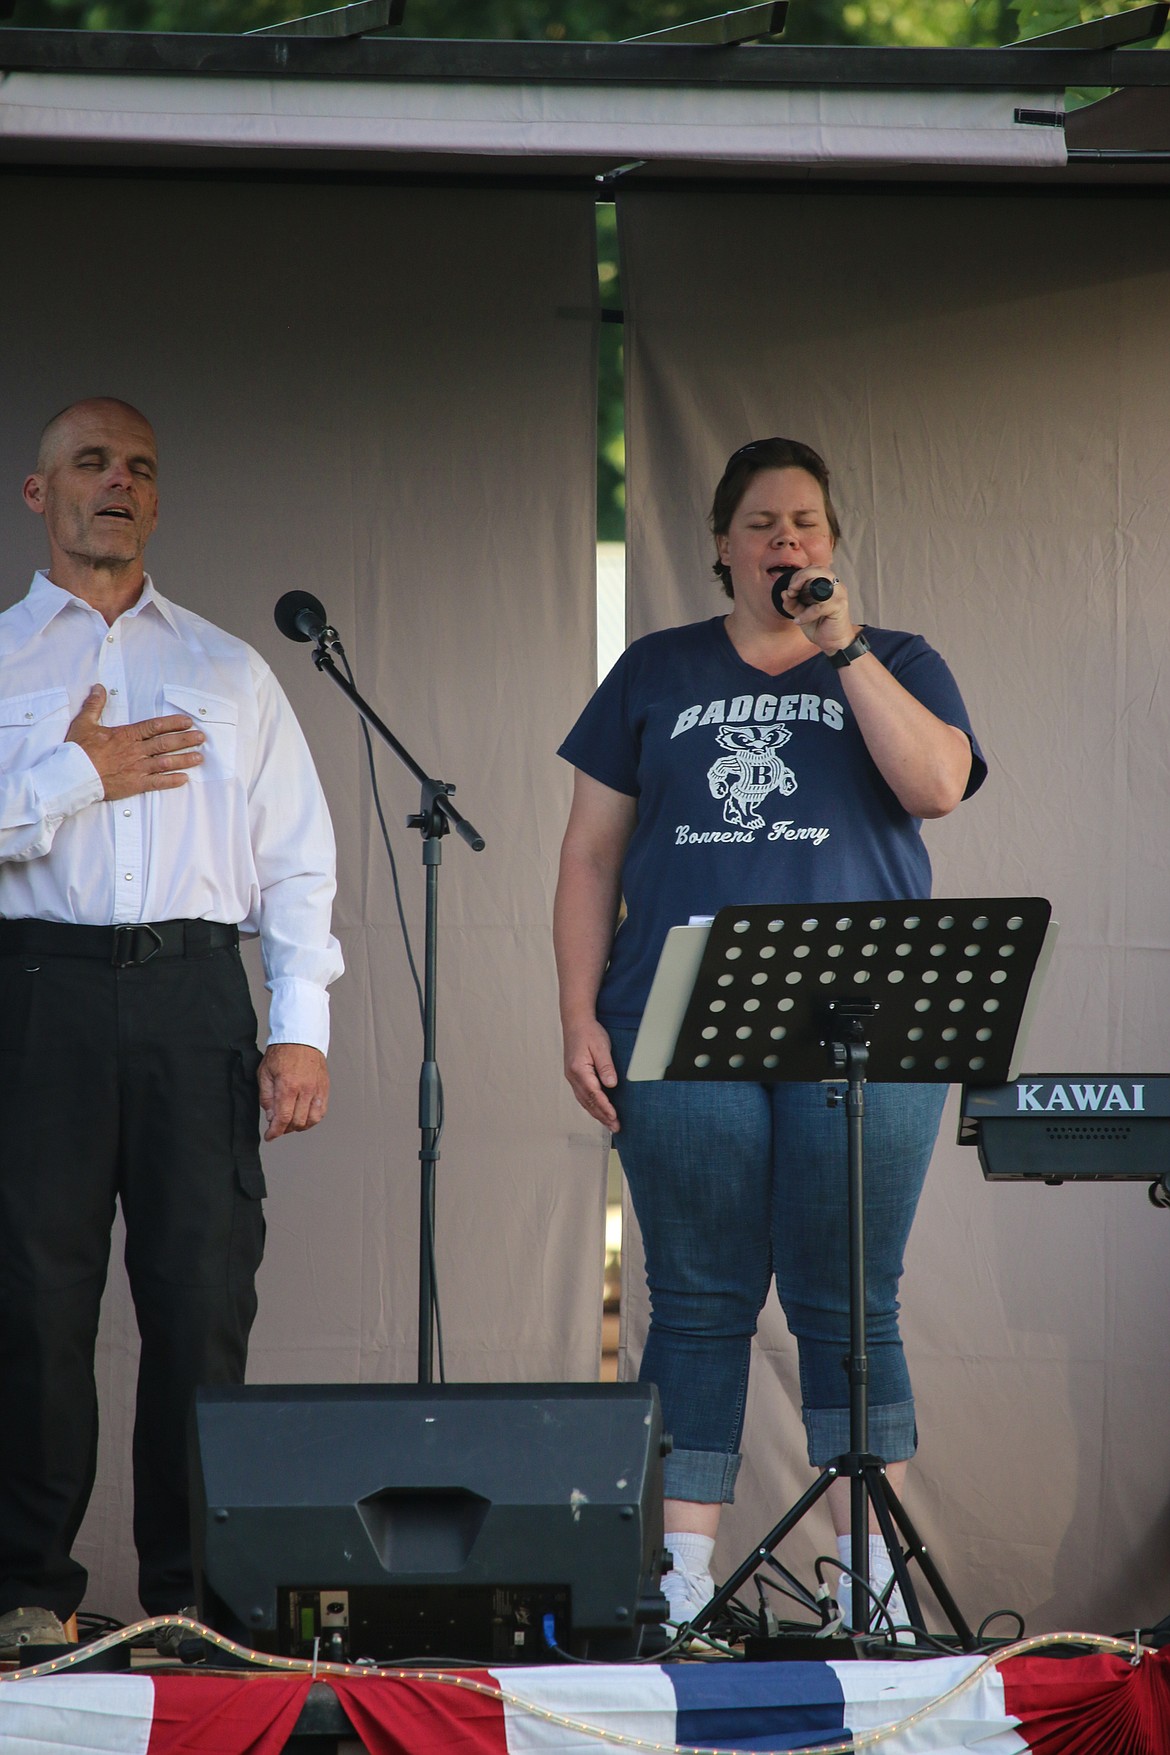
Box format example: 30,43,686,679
559,616,986,1028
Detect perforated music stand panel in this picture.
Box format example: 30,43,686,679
664,898,1052,1085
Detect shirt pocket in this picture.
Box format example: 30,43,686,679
0,686,72,772
162,682,238,785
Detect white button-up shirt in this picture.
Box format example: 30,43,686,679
0,572,342,1052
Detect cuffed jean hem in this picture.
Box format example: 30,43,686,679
662,1446,742,1505
803,1399,917,1468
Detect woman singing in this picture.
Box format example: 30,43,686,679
554,438,985,1628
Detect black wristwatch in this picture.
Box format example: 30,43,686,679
828,630,871,670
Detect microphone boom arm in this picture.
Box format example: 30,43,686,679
311,639,485,852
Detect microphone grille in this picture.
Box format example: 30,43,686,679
274,590,327,642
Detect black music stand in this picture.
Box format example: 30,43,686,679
633,896,1053,1647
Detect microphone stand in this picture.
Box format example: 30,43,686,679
309,624,484,1384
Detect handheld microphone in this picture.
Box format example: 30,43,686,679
771,567,835,618
274,590,332,644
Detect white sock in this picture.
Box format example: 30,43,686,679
836,1533,895,1583
666,1531,715,1573
835,1534,908,1634
663,1531,716,1623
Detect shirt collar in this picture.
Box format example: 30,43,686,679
27,570,182,638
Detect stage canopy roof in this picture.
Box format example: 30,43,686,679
3,5,1170,181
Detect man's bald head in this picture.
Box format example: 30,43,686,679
24,398,160,600
37,399,156,474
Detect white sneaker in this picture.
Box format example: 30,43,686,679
663,1561,715,1628
835,1535,915,1642
836,1570,910,1636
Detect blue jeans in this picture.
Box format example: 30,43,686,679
609,1026,946,1502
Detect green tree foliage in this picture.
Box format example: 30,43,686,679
794,1,1163,45
595,205,625,543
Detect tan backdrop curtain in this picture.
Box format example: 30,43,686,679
617,185,1170,1634
0,173,604,1622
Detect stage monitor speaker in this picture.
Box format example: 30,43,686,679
190,1381,669,1662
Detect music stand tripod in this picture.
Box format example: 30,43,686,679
638,897,1052,1646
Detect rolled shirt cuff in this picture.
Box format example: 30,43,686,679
266,975,331,1056
803,1399,917,1469
662,1446,742,1506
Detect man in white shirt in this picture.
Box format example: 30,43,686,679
0,399,343,1650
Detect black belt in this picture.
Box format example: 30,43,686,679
0,918,240,969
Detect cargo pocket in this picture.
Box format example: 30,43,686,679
232,1044,267,1199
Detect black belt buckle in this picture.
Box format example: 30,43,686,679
111,924,164,968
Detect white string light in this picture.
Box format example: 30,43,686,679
0,1617,1148,1755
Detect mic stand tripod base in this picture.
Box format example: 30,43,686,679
687,1451,977,1651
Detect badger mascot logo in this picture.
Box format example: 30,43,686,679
707,724,797,830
